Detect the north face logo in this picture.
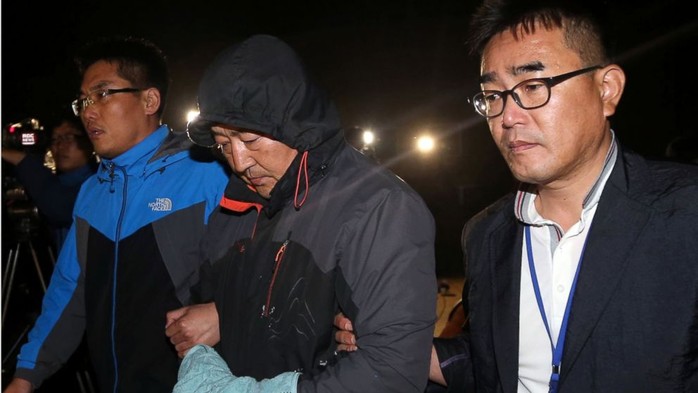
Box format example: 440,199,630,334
148,198,172,211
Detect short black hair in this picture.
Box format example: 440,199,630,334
467,0,613,66
74,35,170,117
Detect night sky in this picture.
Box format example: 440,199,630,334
2,0,697,274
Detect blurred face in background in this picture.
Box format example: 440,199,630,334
49,120,92,172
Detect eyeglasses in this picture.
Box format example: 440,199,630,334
71,87,143,116
470,65,602,118
50,134,83,146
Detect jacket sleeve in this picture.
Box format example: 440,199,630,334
186,160,231,304
13,223,87,388
298,188,438,393
14,154,81,226
429,208,487,392
432,335,476,392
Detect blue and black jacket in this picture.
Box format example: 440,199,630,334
14,125,229,392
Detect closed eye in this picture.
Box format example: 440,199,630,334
242,137,260,144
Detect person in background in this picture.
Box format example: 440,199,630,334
2,113,97,251
337,1,698,392
166,34,438,393
664,134,698,164
4,35,229,393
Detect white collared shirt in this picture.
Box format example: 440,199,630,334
515,133,618,392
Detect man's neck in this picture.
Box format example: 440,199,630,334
534,186,586,232
533,129,614,232
535,160,608,232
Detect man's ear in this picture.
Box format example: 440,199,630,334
144,88,161,115
599,64,625,118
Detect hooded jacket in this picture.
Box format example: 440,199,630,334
192,35,438,392
14,126,229,393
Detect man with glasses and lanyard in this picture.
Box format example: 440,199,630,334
4,36,229,393
337,1,698,392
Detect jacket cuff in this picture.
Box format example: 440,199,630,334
433,335,475,392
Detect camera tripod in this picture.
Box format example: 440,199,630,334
2,228,51,324
2,219,96,393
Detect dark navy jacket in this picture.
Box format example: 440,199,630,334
435,147,698,392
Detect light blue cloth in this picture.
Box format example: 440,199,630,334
174,344,299,393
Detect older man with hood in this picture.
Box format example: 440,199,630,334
167,34,438,392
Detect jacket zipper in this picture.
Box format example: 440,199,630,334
262,236,290,317
110,164,127,393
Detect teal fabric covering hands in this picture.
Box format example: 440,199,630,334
175,345,300,393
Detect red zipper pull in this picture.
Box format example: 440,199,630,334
263,239,289,317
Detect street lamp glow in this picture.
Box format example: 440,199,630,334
416,135,435,153
186,110,200,123
362,129,375,146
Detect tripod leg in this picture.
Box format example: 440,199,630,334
2,244,21,326
2,247,16,290
28,241,47,293
76,372,86,393
75,368,97,393
48,245,56,266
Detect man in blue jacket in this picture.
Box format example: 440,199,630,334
5,36,229,393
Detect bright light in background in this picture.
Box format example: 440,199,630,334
362,129,375,146
186,110,200,124
415,134,435,153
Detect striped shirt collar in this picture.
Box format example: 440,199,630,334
514,130,618,226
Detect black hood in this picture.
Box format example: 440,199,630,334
187,34,342,151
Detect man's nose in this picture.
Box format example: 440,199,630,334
229,141,254,174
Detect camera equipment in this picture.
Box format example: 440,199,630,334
2,118,47,155
2,174,51,323
1,120,96,391
3,177,41,236
1,178,96,392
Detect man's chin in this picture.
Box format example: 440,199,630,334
256,188,272,199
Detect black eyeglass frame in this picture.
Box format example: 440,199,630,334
470,65,603,118
71,87,143,116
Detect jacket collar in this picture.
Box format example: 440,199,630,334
98,125,189,177
221,132,345,217
489,146,652,388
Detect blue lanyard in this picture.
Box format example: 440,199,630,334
525,226,586,393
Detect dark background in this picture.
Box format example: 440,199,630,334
2,2,697,276
1,0,697,390
3,0,696,276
